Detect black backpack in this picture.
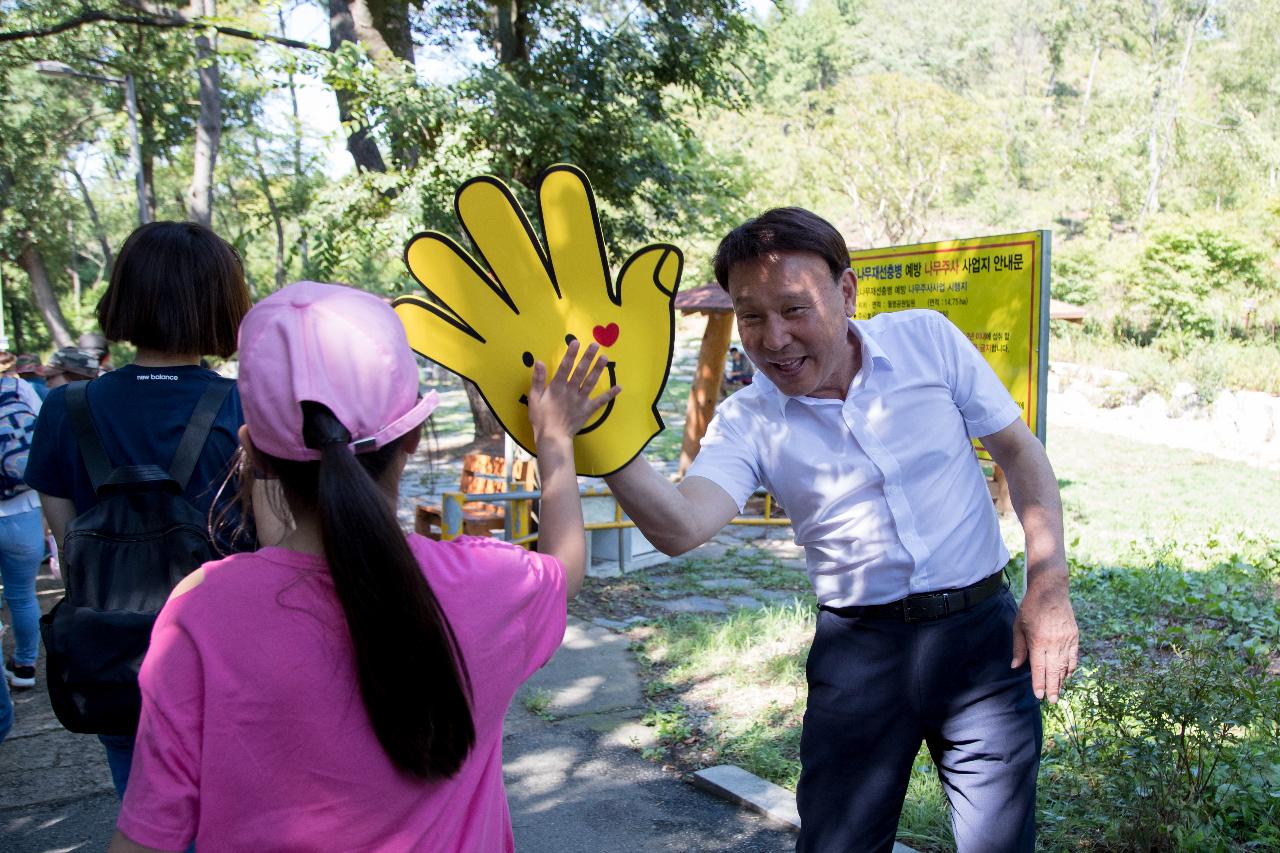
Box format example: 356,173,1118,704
40,378,234,735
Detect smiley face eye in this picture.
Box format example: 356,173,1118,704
564,333,577,344
521,351,534,367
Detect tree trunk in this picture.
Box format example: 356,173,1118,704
252,136,287,290
186,0,221,227
347,0,413,62
464,379,504,440
16,244,74,347
141,147,158,221
328,0,414,174
70,165,113,273
66,219,82,324
1076,42,1101,131
491,0,531,64
678,312,734,476
277,7,309,270
1138,3,1208,231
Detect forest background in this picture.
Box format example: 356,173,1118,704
3,3,1279,849
0,0,1278,412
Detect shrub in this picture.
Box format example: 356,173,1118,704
1125,228,1272,341
1044,641,1280,851
1053,248,1100,305
1040,545,1280,851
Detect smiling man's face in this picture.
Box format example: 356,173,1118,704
727,251,859,400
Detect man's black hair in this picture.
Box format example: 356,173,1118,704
712,207,849,290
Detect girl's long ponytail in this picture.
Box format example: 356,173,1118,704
271,402,474,779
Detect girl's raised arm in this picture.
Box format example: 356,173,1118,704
525,340,619,599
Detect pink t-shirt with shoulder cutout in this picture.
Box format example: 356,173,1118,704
117,535,566,852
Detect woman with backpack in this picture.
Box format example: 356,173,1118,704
108,281,612,851
24,221,252,797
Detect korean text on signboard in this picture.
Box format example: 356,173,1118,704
849,230,1051,445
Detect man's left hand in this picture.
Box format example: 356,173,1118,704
1010,575,1078,704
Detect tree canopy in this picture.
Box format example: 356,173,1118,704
0,0,1275,362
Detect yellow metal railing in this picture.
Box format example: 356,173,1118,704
434,485,789,548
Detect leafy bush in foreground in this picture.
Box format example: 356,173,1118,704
1039,543,1280,851
1043,642,1280,851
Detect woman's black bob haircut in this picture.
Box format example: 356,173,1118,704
712,207,850,290
97,221,251,358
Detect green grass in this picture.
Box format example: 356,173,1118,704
646,374,693,463
1048,424,1280,563
635,425,1280,851
521,687,556,721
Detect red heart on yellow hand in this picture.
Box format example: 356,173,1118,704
593,323,619,347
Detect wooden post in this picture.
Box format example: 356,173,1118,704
991,465,1014,515
678,311,735,476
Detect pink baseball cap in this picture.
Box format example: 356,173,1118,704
238,281,439,461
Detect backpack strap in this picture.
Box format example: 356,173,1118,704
66,382,113,494
168,379,235,491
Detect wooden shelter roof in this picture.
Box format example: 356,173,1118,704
1049,299,1087,322
674,282,732,314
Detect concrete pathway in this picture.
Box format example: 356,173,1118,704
506,618,795,852
0,570,793,852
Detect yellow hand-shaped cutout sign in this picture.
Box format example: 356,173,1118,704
395,165,683,476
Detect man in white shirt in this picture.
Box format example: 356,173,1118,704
604,208,1077,852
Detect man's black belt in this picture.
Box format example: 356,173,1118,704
818,570,1006,623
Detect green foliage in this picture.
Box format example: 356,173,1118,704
1044,645,1280,850
0,68,81,250
441,1,755,255
1051,245,1100,305
754,0,862,106
1039,543,1280,851
321,42,456,173
1053,333,1280,396
1125,227,1272,341
642,707,695,743
301,171,406,289
634,421,1280,851
522,687,557,720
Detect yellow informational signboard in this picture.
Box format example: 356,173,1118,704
849,230,1051,446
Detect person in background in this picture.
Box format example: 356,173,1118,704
727,346,752,382
43,348,100,391
25,221,252,799
78,333,111,374
110,281,615,851
15,355,49,400
723,345,754,397
0,356,44,696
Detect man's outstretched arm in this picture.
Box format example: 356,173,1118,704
980,419,1079,705
603,456,740,556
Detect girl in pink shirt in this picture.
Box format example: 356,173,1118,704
110,281,617,852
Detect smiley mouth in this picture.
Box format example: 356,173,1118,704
576,362,618,435
519,362,618,436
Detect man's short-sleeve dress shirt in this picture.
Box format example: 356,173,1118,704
687,309,1022,607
